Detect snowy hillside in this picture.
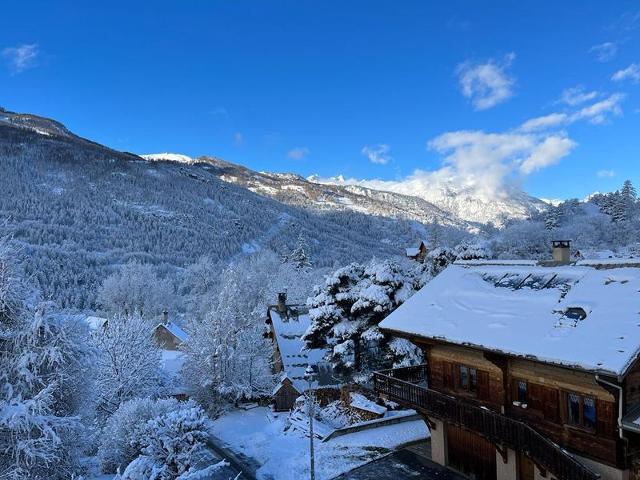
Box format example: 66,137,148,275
194,156,480,232
0,111,445,310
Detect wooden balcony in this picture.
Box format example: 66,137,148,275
374,365,600,480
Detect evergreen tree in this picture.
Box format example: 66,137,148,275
284,233,313,271
303,259,425,382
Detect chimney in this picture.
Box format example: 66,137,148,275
552,240,571,264
162,309,169,324
277,292,287,315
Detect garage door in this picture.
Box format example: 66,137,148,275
447,424,496,480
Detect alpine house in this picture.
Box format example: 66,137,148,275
374,241,640,480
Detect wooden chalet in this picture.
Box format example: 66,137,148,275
406,240,430,262
265,293,336,411
153,311,188,351
375,243,640,480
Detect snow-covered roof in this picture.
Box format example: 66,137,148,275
349,392,387,415
380,263,640,376
406,247,420,257
84,315,108,331
269,307,335,392
155,321,188,343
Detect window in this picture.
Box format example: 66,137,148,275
458,364,477,393
517,380,528,403
565,392,597,430
583,397,597,429
459,365,468,389
567,393,581,425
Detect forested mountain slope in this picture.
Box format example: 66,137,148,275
0,112,455,310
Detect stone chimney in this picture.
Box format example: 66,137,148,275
162,309,169,324
277,292,287,315
552,240,571,264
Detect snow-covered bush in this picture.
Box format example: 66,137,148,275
453,240,492,260
98,397,180,473
121,403,214,480
303,259,425,382
93,313,164,419
98,261,177,318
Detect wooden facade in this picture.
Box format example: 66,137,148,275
425,343,620,468
374,336,638,480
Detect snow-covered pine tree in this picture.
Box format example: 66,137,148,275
303,259,424,382
0,241,91,479
284,232,313,271
93,313,163,419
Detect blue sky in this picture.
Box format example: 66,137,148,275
1,1,639,199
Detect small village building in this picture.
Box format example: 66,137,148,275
406,240,429,262
153,311,188,351
153,311,189,399
374,242,640,480
266,293,336,411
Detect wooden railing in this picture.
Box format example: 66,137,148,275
374,365,600,480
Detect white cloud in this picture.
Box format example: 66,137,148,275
518,136,576,175
558,86,599,106
571,93,625,124
597,169,616,178
519,113,569,132
287,146,310,160
612,63,640,83
2,43,39,74
518,93,624,131
590,42,618,62
234,132,243,146
457,53,516,110
313,130,576,203
361,144,392,165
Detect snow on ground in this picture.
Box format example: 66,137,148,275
210,407,429,480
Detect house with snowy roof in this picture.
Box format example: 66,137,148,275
153,311,188,351
153,311,189,399
265,293,336,411
405,240,429,262
374,241,640,480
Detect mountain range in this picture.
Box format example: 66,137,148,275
0,108,547,310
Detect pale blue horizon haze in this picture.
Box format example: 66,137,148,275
1,1,640,200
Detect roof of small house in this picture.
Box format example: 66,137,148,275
379,260,640,377
269,306,336,393
84,315,108,331
155,321,188,343
406,247,420,257
349,392,387,415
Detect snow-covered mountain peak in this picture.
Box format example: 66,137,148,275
141,153,195,164
308,174,545,227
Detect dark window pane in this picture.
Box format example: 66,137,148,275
568,393,581,425
469,368,477,392
518,381,527,403
584,397,596,429
459,366,468,389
